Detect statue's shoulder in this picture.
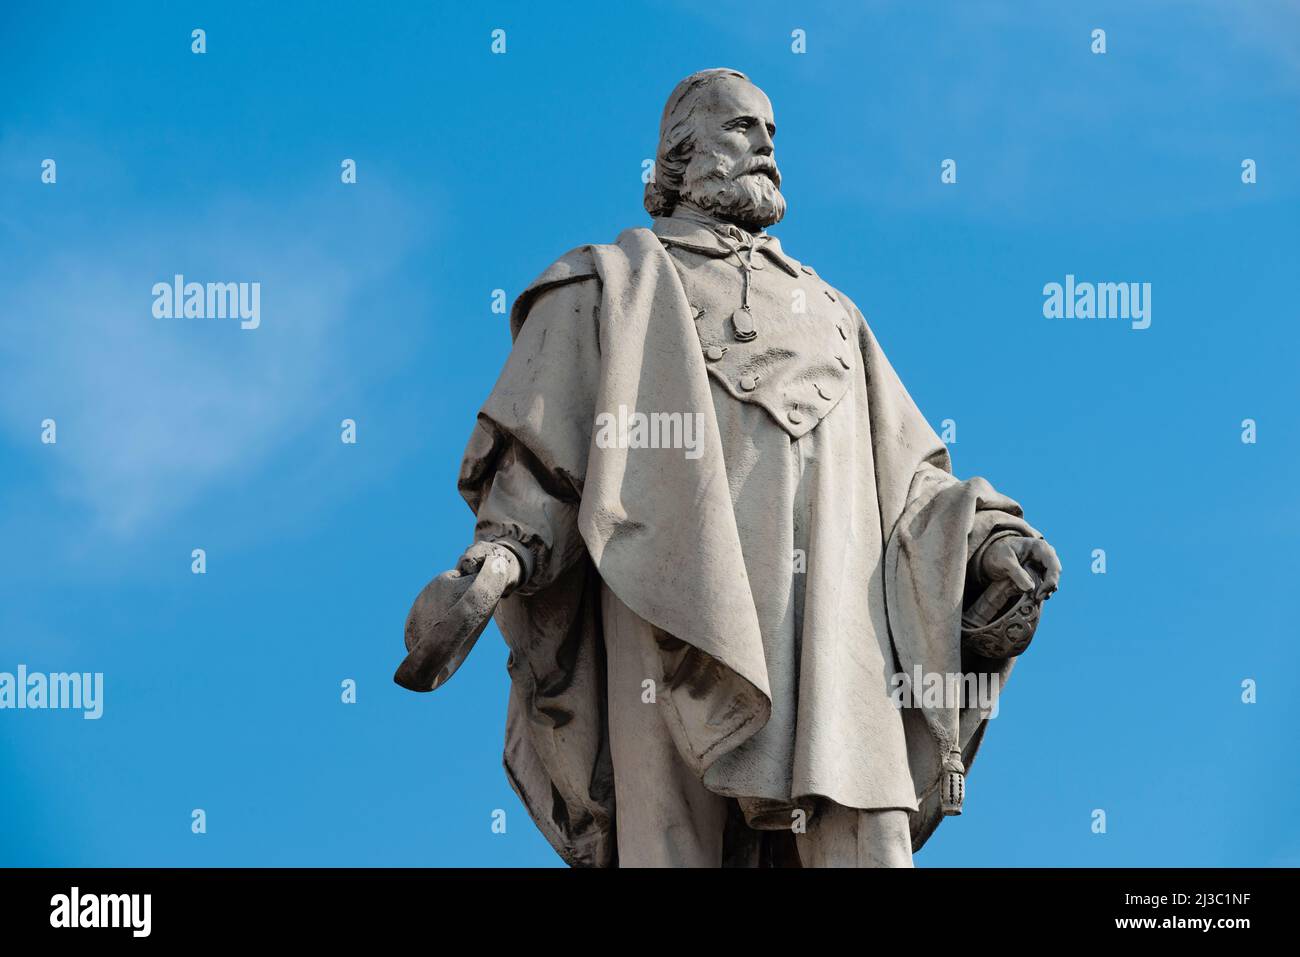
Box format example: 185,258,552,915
762,238,863,319
792,258,866,323
788,258,880,353
513,228,663,326
509,245,600,335
522,244,599,297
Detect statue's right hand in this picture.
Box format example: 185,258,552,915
456,541,523,590
395,543,519,692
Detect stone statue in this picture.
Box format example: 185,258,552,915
395,68,1061,868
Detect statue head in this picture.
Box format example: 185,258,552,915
644,69,786,231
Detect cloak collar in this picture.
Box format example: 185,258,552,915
651,214,802,277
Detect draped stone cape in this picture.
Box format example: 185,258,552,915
457,227,1038,867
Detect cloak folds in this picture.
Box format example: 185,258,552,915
458,228,1039,866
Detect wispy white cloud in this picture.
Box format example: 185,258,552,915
0,187,416,536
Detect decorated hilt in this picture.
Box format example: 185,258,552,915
961,576,1042,660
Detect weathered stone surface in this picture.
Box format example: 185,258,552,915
397,69,1061,868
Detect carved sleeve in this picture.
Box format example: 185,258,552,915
472,437,586,596
459,277,601,597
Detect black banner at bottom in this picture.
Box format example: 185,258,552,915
0,868,1288,942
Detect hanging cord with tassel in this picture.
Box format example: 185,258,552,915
940,749,966,816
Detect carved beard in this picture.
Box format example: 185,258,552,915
681,149,787,230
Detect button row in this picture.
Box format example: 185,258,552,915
690,300,847,332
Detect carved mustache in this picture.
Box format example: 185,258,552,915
735,158,781,188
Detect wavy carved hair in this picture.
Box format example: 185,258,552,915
643,68,751,218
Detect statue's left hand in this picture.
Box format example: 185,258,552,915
980,536,1060,602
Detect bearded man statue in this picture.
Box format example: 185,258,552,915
396,68,1061,868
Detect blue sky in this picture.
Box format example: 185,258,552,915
1,0,1297,866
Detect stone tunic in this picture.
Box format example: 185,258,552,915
653,214,917,822
476,212,925,828
460,218,1040,864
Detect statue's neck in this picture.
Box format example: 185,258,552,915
672,198,764,239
